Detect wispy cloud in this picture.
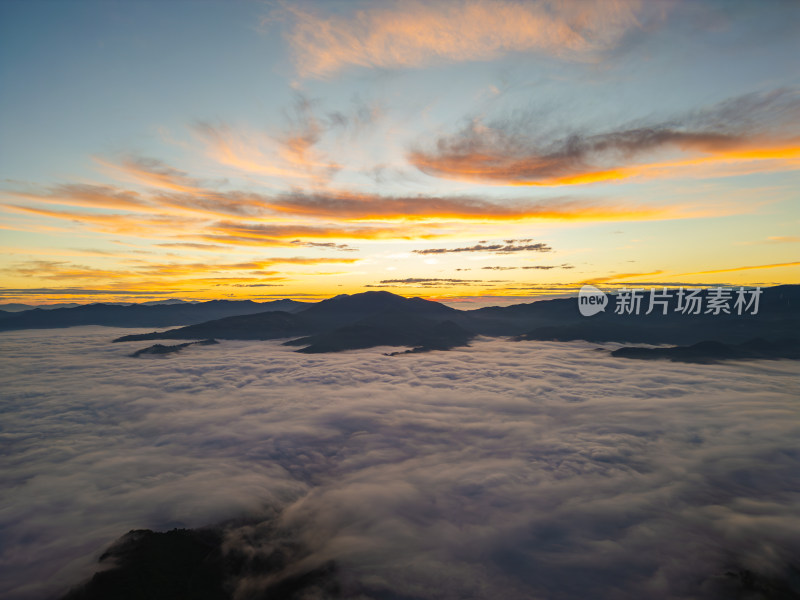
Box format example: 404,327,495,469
412,240,551,254
190,94,376,185
740,236,800,245
7,183,150,211
483,264,574,270
766,236,800,244
261,190,674,222
409,89,800,185
192,120,338,184
290,240,358,252
200,220,426,245
279,0,643,78
1,256,360,293
94,156,207,194
371,277,506,288
580,271,665,285
678,261,800,276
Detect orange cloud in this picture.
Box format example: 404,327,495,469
2,204,203,237
2,256,359,292
280,0,642,78
200,221,426,245
192,121,338,184
1,203,428,246
94,156,207,194
4,180,274,221
580,271,665,285
530,142,800,186
678,261,800,276
7,183,150,211
260,190,678,223
5,260,127,281
410,90,800,186
411,134,800,187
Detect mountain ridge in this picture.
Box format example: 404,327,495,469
108,286,800,354
0,299,310,331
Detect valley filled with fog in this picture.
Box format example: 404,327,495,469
1,328,798,599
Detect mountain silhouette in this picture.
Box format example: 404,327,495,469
0,302,81,312
130,339,219,357
59,526,342,600
113,292,473,353
515,285,799,345
283,309,475,353
109,287,800,354
115,310,308,343
611,337,800,363
0,299,309,331
5,286,798,356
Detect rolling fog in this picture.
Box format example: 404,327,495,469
1,328,798,599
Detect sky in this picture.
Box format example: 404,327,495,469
1,329,798,599
1,0,799,305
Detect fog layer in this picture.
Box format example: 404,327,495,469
1,328,798,599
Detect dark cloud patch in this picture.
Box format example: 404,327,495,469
369,278,506,288
413,240,551,255
290,240,358,252
483,263,574,270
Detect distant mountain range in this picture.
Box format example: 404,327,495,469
0,299,197,312
3,286,799,358
0,299,309,331
109,286,800,357
611,338,800,363
0,302,82,312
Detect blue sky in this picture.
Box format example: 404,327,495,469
1,0,798,304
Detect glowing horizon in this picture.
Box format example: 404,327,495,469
1,0,798,305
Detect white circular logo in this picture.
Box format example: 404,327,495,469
578,285,608,316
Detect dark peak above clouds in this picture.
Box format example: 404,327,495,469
131,339,219,358
113,291,467,352
108,286,800,355
60,525,342,600
611,337,800,364
303,289,458,318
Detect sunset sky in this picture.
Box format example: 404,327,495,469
1,0,798,305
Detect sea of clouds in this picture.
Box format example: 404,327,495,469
1,327,798,599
